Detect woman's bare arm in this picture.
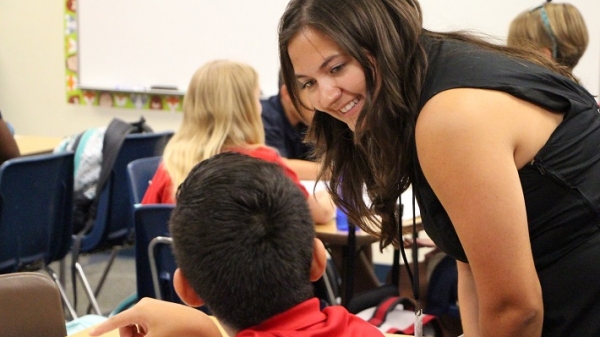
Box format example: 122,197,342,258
416,88,547,337
282,158,321,180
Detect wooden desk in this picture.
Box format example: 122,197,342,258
315,215,423,306
315,216,423,243
14,135,63,156
315,218,379,246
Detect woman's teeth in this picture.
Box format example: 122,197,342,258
340,98,359,114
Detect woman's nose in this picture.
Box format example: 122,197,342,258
318,80,342,109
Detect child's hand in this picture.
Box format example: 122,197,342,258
89,298,222,337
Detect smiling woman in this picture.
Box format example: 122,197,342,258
288,28,366,131
278,0,600,336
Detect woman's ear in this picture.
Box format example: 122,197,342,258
173,268,205,308
310,238,327,282
540,47,553,60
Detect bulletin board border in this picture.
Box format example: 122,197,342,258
64,0,183,112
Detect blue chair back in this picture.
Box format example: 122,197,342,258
79,131,173,251
133,204,179,301
126,156,162,206
0,152,74,273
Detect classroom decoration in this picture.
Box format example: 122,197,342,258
63,0,183,111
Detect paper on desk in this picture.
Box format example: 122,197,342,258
400,186,421,220
301,181,421,220
300,180,327,193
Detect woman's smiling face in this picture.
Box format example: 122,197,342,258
288,27,367,131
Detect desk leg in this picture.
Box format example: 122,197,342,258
326,235,380,306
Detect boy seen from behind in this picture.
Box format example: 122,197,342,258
91,152,381,337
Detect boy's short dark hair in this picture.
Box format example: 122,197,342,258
170,152,316,331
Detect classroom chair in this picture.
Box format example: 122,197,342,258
71,131,173,315
133,204,180,302
0,151,77,319
126,155,162,206
0,272,68,337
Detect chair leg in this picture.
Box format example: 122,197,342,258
72,246,124,315
46,266,79,320
321,265,338,306
59,258,66,287
82,246,121,314
74,261,103,315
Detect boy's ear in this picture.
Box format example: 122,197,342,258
173,268,205,308
310,238,327,282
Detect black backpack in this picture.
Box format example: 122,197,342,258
56,117,152,234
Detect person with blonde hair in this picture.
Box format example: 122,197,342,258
508,1,588,70
142,60,334,224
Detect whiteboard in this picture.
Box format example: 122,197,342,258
77,0,599,98
78,0,289,96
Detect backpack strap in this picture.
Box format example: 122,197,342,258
130,116,153,133
368,297,403,327
368,296,417,327
96,118,135,200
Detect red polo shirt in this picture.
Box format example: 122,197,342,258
236,298,383,337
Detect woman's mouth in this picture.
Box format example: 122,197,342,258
340,98,360,115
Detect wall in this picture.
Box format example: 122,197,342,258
419,0,599,98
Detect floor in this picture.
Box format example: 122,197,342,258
49,246,137,319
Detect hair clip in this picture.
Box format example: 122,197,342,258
539,6,558,59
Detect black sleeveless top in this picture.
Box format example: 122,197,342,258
414,37,600,336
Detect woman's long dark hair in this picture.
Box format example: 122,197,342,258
279,0,574,248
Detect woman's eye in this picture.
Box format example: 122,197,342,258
331,63,345,73
301,80,314,89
